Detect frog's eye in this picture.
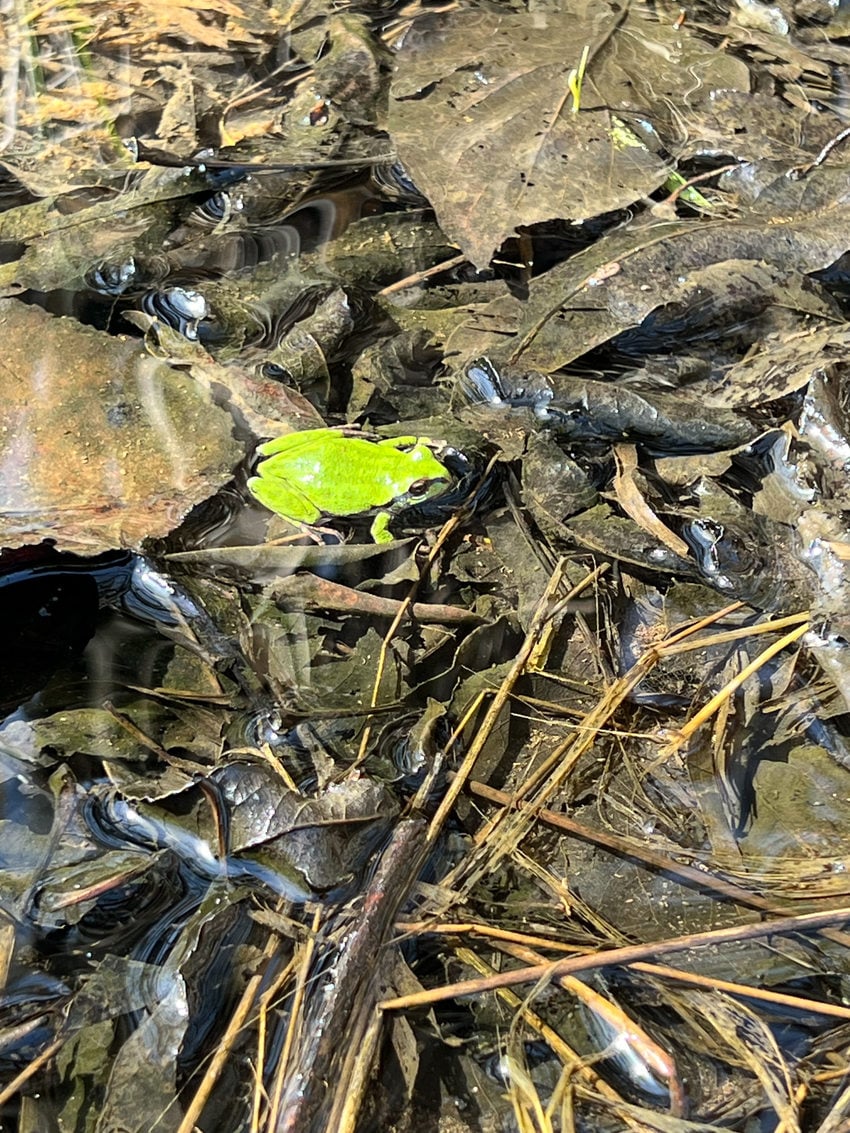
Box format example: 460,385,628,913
407,479,432,497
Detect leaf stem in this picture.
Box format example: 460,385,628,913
568,44,590,113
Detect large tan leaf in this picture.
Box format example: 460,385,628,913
0,300,240,552
387,6,747,268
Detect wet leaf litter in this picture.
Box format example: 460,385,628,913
3,0,850,1130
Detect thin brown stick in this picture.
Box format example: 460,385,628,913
376,253,467,295
175,924,301,1133
326,998,385,1133
252,1007,268,1133
427,559,584,842
660,162,738,206
0,1035,64,1107
456,777,850,951
461,776,785,913
379,905,850,1010
789,127,850,179
395,921,850,1021
814,1077,850,1133
271,573,483,624
274,819,429,1132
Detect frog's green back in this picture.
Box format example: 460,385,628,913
248,428,451,538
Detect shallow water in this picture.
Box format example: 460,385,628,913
5,0,850,1130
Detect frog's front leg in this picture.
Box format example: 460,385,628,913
370,512,395,543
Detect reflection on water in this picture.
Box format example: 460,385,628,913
6,0,850,1129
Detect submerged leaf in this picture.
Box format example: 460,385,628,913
509,204,850,371
389,5,748,268
388,7,670,269
0,299,240,552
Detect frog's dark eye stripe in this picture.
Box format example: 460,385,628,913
407,479,431,497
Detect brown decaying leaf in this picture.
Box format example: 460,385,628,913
0,299,240,552
388,7,670,270
510,211,850,373
613,444,690,558
388,5,749,268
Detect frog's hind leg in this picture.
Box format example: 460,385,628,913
247,474,321,525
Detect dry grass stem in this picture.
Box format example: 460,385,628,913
427,559,602,843
422,595,764,915
264,908,321,1132
175,950,269,1133
498,940,685,1114
379,905,850,1010
452,947,644,1126
659,620,811,754
630,961,850,1021
358,456,500,763
656,610,810,656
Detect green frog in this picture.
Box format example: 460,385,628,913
247,427,453,542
